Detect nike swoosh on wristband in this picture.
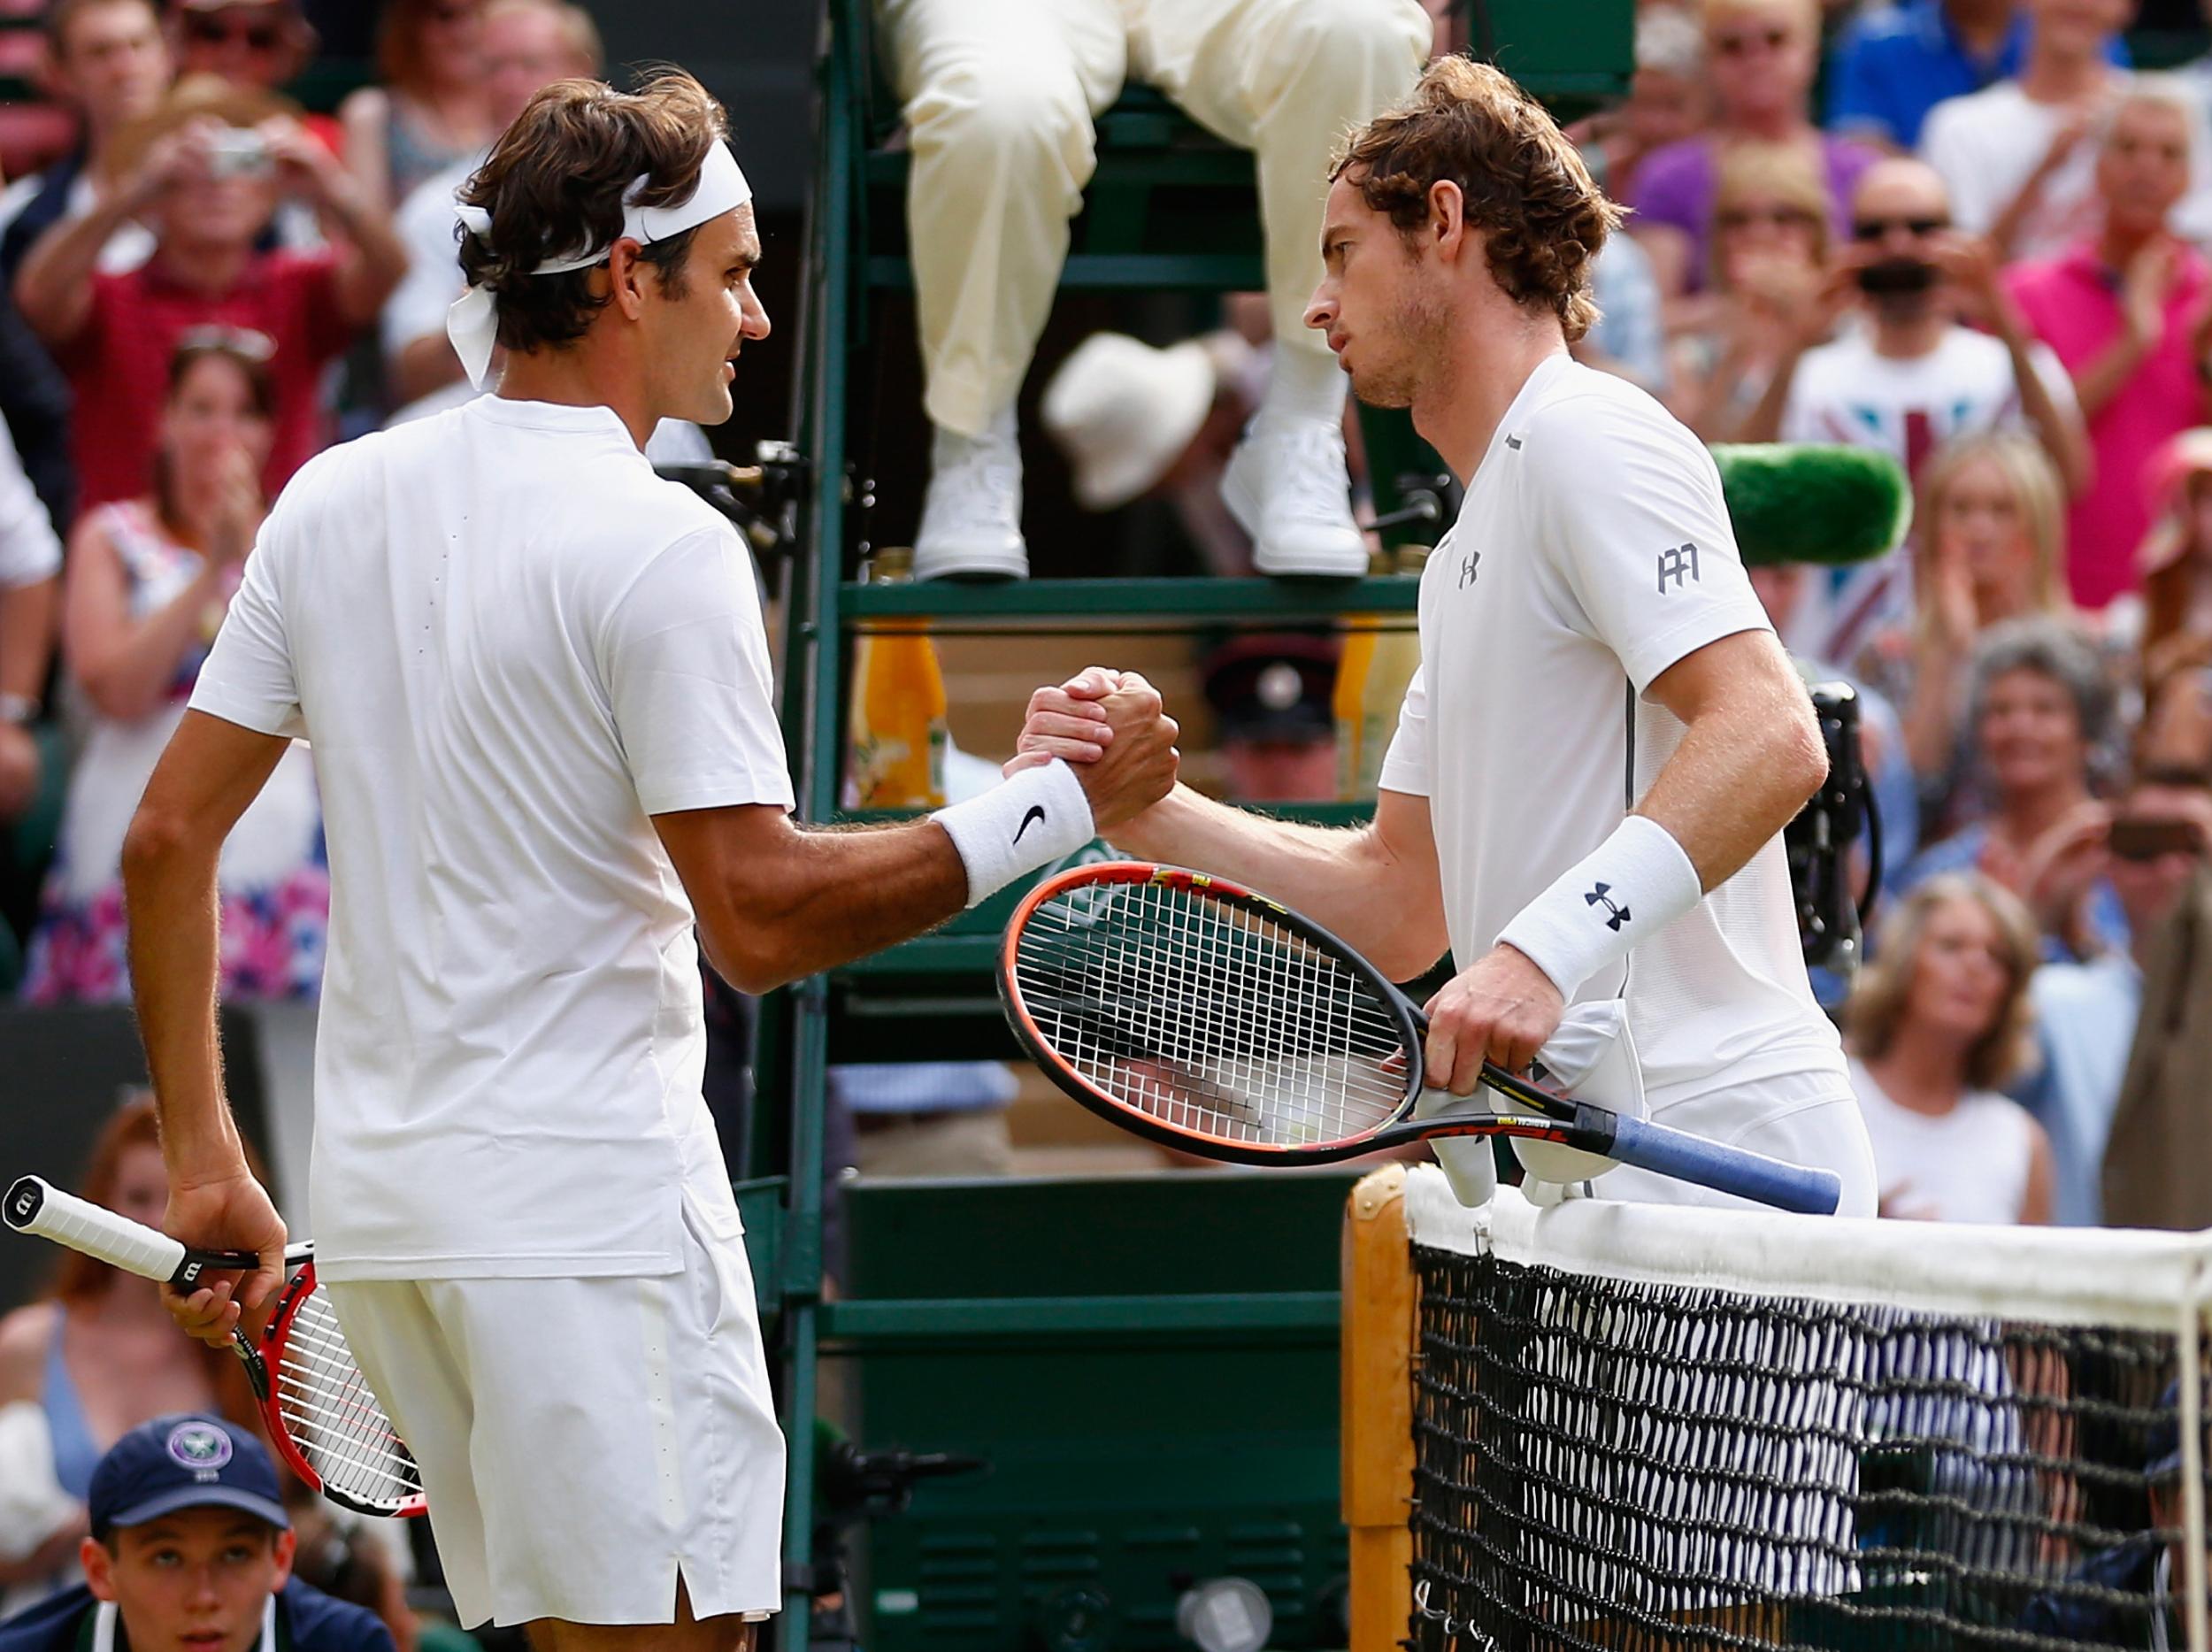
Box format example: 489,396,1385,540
1013,804,1047,843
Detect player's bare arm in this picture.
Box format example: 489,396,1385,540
657,681,1178,995
119,710,293,1342
1015,670,1449,981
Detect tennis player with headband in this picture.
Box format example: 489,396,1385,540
1018,56,1879,1217
116,70,1179,1650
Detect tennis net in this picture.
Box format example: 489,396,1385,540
1345,1169,2212,1652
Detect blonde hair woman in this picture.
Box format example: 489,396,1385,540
1671,141,1834,441
1846,873,2055,1223
1870,433,2072,791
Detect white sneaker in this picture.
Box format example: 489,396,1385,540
1221,413,1367,578
913,417,1028,580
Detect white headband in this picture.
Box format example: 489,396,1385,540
445,141,753,390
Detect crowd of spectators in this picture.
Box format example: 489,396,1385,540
3,0,2212,1602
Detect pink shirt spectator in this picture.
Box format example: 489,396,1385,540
57,250,353,511
1631,134,1883,292
2007,242,2211,611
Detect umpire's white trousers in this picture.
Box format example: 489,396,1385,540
877,0,1432,436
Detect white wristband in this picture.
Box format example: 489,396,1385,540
1495,814,1701,1001
932,758,1095,908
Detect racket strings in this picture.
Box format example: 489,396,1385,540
273,1288,424,1512
1017,879,1409,1147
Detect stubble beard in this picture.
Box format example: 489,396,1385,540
1348,278,1451,411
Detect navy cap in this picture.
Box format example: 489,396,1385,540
89,1414,290,1536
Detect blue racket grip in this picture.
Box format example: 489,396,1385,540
1604,1113,1842,1216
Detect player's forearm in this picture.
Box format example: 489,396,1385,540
695,819,971,995
120,819,248,1183
1636,682,1826,890
1107,786,1443,979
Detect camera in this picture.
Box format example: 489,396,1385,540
1786,680,1881,972
204,127,273,179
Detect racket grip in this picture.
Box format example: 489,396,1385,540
1602,1116,1843,1216
5,1176,193,1283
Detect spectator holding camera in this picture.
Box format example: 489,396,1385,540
19,335,326,1008
12,75,405,514
1844,872,2055,1225
2007,80,2212,613
0,0,172,280
1744,158,2087,662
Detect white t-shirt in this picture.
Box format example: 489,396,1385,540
1921,77,2212,258
1777,323,2082,659
0,416,60,589
1847,1057,2035,1223
1376,355,1845,1118
188,395,795,1280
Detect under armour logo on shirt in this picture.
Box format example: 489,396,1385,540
1459,549,1481,588
1657,542,1701,593
1586,882,1631,930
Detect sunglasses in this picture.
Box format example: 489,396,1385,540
1852,216,1949,240
183,12,287,50
1717,204,1820,230
1714,26,1791,55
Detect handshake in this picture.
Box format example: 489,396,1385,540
1007,665,1180,833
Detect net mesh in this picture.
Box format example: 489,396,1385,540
275,1283,424,1513
1401,1175,2208,1652
1012,874,1410,1147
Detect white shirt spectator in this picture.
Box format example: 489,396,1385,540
188,395,794,1280
0,416,61,589
1777,321,2080,661
1921,77,2212,257
1848,1056,2037,1221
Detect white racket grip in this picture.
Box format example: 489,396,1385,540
5,1176,189,1283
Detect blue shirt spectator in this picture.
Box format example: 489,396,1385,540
1825,0,2127,150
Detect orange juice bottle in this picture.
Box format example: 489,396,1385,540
849,548,949,809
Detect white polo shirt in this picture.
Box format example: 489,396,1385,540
189,396,794,1280
1377,354,1845,1118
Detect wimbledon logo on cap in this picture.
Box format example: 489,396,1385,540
166,1421,233,1480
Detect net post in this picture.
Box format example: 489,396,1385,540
2184,1259,2209,1652
1343,1163,1416,1652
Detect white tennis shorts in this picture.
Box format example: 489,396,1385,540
326,1188,785,1629
1594,1072,1879,1218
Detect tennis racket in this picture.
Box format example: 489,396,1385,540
4,1175,426,1518
999,862,1843,1216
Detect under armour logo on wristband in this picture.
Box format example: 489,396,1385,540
1014,805,1047,843
1585,882,1631,930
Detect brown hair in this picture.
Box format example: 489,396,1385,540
456,67,725,358
154,334,275,538
1329,55,1620,344
375,0,465,98
51,1095,267,1433
1846,873,2042,1091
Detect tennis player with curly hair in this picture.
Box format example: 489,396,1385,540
1021,56,1878,1214
114,68,1179,1652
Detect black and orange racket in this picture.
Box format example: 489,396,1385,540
4,1176,426,1517
999,862,1841,1215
